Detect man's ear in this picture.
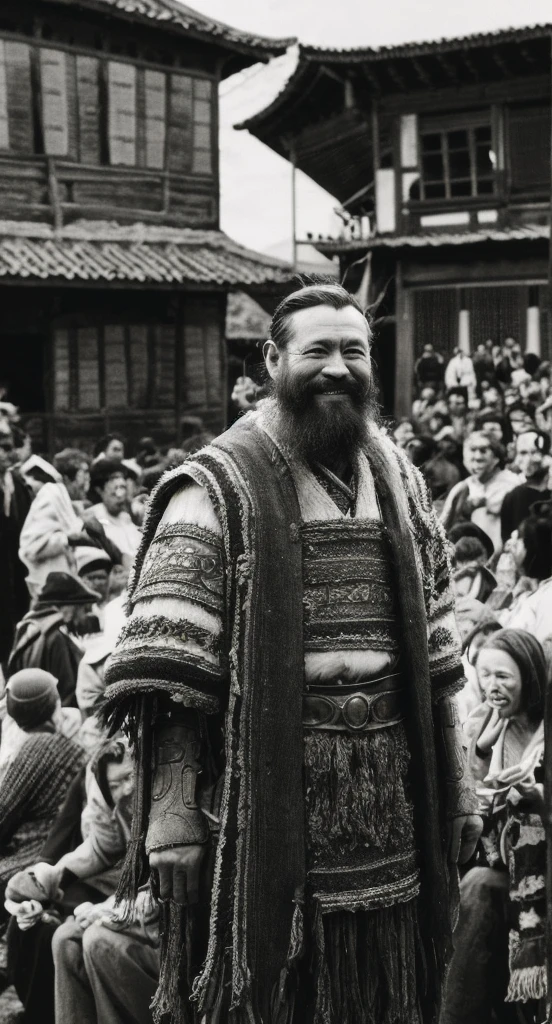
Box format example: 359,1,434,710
263,339,280,380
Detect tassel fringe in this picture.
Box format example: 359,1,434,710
506,965,547,1003
312,901,423,1024
151,899,193,1024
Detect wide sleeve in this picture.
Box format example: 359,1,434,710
104,481,227,717
19,484,75,564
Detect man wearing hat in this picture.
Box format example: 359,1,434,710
8,572,97,706
86,460,141,563
75,546,114,633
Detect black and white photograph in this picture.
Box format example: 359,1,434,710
1,1,552,1022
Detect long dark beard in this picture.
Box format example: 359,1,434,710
271,366,379,464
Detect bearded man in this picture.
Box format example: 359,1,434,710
103,283,481,1024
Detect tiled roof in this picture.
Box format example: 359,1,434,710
315,225,550,254
299,22,552,62
238,23,552,131
84,0,295,57
0,221,293,286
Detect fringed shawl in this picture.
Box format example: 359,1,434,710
103,413,464,1024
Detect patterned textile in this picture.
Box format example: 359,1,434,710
304,725,418,912
302,520,400,654
0,732,85,884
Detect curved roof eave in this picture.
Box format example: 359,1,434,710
55,0,296,66
237,21,552,131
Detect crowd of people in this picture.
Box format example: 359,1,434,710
0,415,216,1024
0,310,550,1024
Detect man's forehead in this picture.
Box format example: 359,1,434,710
288,303,370,343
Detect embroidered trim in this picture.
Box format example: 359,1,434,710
118,615,222,658
315,873,420,913
134,524,224,613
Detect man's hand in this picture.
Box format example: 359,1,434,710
150,844,206,905
447,814,483,864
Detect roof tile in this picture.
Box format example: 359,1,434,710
88,0,294,55
0,222,293,286
315,225,550,254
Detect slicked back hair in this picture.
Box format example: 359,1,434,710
269,280,372,351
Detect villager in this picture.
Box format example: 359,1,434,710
87,460,141,562
0,669,85,913
18,449,91,597
500,429,551,543
442,629,547,1023
104,282,481,1024
440,431,519,553
8,572,98,704
0,429,31,670
5,737,134,1024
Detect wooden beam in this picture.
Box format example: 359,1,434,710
360,64,382,96
461,53,482,82
411,57,433,89
434,53,462,86
490,50,510,78
386,61,408,92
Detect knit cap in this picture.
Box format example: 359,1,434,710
7,669,59,730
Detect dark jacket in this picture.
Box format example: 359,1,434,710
8,607,84,706
0,471,31,661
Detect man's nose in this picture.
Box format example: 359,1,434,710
321,352,349,378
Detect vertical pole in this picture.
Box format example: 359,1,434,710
291,143,298,269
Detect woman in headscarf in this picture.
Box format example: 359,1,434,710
441,628,547,1024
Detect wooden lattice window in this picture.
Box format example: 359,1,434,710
418,111,495,201
53,324,176,411
0,40,34,154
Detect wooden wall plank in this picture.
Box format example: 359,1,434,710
40,48,69,156
4,41,33,154
76,55,101,164
76,325,100,408
0,41,10,150
108,60,136,166
168,73,192,174
104,323,128,406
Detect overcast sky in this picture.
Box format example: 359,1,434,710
191,0,552,259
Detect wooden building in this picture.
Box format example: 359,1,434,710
239,25,552,415
0,0,294,451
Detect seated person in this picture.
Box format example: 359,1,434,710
52,887,159,1024
8,572,98,706
0,670,85,913
5,737,134,1024
442,629,547,1024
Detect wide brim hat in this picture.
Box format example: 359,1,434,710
37,571,99,606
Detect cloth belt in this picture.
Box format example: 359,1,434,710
303,669,405,733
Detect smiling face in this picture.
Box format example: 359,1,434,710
477,647,523,718
264,303,374,462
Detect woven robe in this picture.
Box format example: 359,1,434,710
104,405,472,1024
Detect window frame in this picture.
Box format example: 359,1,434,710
0,34,216,177
416,109,496,204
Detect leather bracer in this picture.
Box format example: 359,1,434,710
146,707,210,854
435,696,478,819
